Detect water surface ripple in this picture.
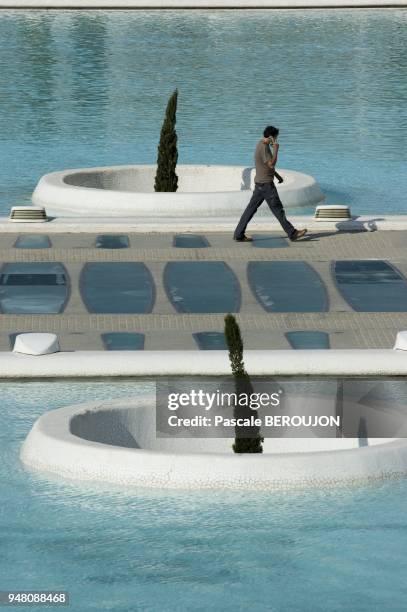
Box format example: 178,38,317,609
0,9,406,214
1,380,407,610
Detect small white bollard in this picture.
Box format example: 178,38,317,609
13,333,60,356
394,331,407,351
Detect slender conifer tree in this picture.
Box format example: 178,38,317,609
224,314,263,453
154,89,178,192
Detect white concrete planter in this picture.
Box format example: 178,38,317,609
32,164,324,217
20,395,407,491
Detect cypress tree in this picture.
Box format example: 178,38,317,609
224,314,263,453
154,89,179,192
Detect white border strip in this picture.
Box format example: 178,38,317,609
2,349,407,377
0,1,406,8
1,215,407,232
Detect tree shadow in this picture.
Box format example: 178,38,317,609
358,417,369,448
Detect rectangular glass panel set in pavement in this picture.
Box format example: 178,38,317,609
1,258,407,316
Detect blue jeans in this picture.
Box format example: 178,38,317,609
234,182,296,239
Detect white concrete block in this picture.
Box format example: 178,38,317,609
13,333,60,356
394,331,407,351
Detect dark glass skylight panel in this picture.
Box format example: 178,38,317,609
14,235,51,249
101,332,145,350
193,332,228,350
248,261,328,312
80,263,154,314
0,263,68,313
286,331,330,349
95,235,129,249
164,262,240,313
173,234,209,248
333,260,407,311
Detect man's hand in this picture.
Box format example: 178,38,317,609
275,171,284,184
266,135,280,169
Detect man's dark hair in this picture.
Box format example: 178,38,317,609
263,125,279,138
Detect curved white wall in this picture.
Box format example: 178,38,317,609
63,165,254,193
32,165,324,217
21,395,407,490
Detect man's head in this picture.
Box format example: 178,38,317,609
263,125,279,141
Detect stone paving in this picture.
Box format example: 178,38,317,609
1,229,407,351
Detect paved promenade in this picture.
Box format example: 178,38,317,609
1,227,407,351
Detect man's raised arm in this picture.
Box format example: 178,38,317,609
266,136,279,169
264,136,283,182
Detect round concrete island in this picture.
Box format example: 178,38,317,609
20,395,407,490
32,165,325,217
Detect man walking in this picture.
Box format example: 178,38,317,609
234,126,307,242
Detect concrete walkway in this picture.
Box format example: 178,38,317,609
1,227,407,351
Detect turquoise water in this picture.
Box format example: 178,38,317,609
1,380,407,611
0,9,406,215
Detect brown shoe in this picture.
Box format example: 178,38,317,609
234,235,253,242
290,228,307,242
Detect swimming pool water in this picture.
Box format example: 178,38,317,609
1,380,407,611
0,9,406,216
